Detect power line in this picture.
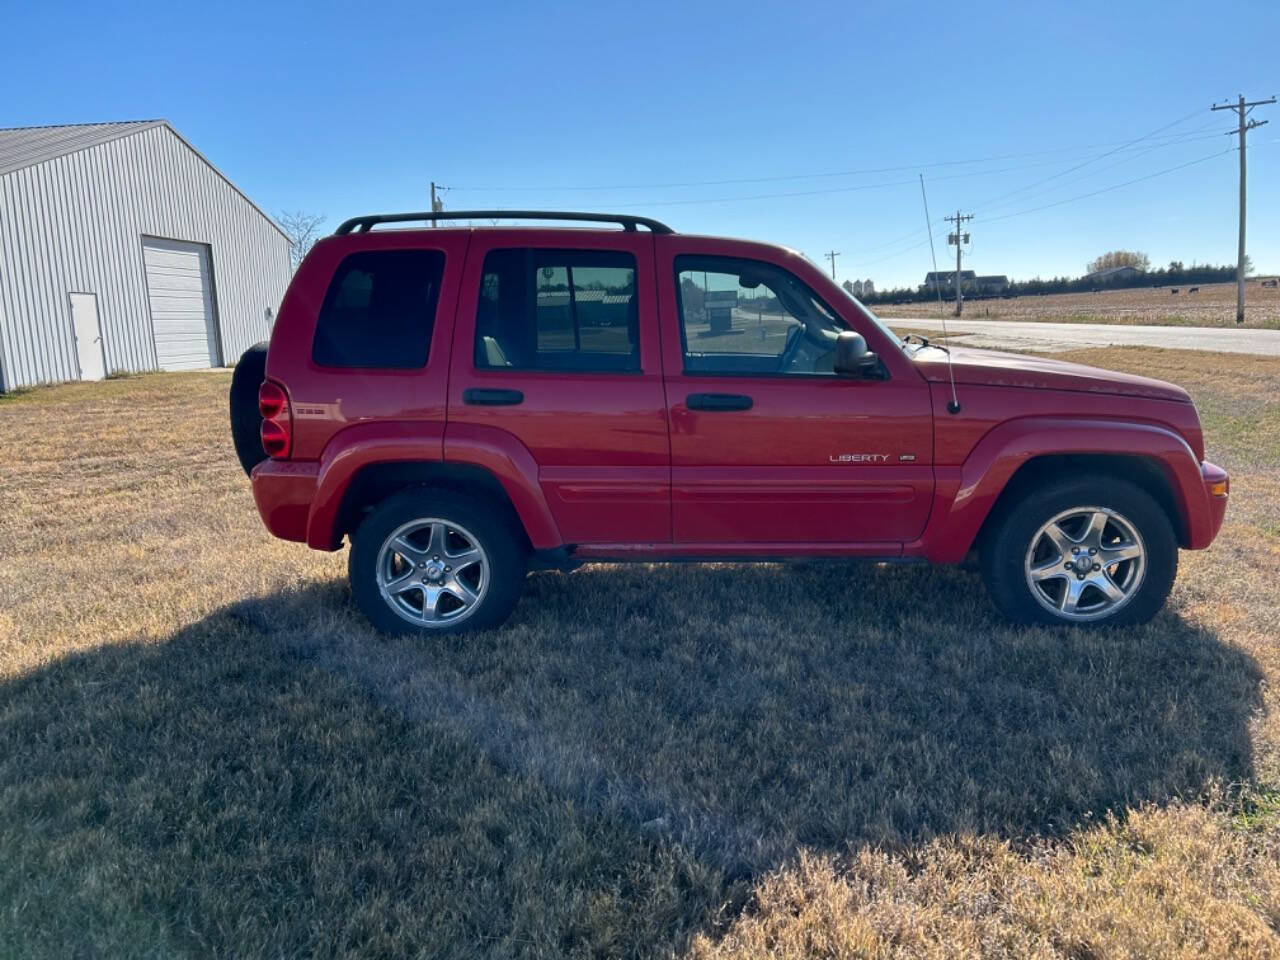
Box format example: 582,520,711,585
969,106,1208,211
849,127,1229,256
975,127,1232,214
450,116,1222,194
982,146,1233,223
855,143,1248,269
602,130,1225,210
824,250,840,279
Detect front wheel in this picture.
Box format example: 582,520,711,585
980,477,1177,626
349,489,526,635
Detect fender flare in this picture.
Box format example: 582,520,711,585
443,422,561,549
305,420,562,551
915,417,1209,563
306,420,445,549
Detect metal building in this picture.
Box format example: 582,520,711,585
0,120,291,391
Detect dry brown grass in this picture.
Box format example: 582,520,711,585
1,349,1279,958
873,281,1280,328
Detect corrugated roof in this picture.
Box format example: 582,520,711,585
0,120,166,176
0,119,288,241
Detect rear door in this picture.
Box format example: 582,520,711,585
69,292,105,381
447,230,670,544
655,236,934,549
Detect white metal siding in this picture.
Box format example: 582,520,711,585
143,237,218,370
0,124,291,389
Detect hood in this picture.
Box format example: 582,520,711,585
911,345,1191,402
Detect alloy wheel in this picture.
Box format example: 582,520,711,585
376,518,490,626
1023,506,1147,622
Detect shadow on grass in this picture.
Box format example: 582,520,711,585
0,562,1263,958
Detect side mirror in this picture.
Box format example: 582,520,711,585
833,331,882,378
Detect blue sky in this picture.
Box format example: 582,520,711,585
5,0,1278,289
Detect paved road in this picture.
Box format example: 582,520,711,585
886,318,1280,357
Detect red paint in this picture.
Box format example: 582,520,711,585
248,223,1228,566
653,235,933,543
446,230,670,544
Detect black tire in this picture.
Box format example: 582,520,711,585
229,342,269,476
349,488,527,636
980,477,1177,627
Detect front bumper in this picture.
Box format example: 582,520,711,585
250,459,319,544
1195,460,1229,548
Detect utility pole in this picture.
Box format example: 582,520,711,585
1212,95,1274,323
824,250,840,280
944,211,973,316
429,181,447,226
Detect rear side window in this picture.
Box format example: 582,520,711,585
313,250,444,368
474,249,639,372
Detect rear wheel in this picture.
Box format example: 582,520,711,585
349,489,526,635
980,477,1176,626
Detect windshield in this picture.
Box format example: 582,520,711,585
832,287,904,348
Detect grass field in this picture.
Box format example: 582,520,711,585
2,350,1279,958
872,280,1280,329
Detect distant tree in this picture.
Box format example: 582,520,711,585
1087,250,1150,274
679,276,706,314
1244,254,1255,276
278,210,326,271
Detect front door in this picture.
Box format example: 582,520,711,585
655,239,934,549
447,230,670,544
70,292,105,381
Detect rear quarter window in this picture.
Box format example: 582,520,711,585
312,250,444,369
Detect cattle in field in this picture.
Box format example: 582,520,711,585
1188,286,1200,294
1171,288,1179,294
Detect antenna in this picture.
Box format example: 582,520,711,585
919,174,961,414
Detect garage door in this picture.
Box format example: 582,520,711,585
143,237,220,370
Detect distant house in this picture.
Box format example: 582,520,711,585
923,270,975,290
922,271,1006,296
1084,265,1142,285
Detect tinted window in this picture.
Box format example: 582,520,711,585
475,249,639,371
313,250,444,368
676,256,847,376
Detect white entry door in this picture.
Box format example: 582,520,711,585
142,237,220,370
69,292,105,381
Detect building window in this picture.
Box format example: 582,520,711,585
474,249,639,372
312,250,444,369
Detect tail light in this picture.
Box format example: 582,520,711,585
259,381,292,459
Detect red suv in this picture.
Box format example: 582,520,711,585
230,211,1229,634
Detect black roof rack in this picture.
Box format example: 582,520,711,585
333,210,675,236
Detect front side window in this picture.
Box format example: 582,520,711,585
475,249,639,371
676,256,848,376
313,250,444,368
